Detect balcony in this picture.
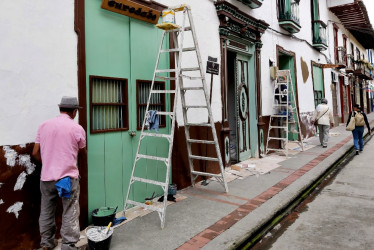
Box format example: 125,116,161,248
335,47,346,68
278,0,301,33
312,20,327,51
354,60,373,80
345,54,354,73
236,0,263,9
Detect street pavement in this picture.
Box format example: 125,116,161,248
266,134,374,250
72,113,374,250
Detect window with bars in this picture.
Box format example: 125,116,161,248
314,90,323,107
90,76,128,133
136,80,166,130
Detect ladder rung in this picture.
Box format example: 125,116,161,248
266,148,287,152
191,171,223,178
141,132,172,139
137,154,168,162
271,115,288,118
268,137,287,141
187,139,215,144
181,67,200,72
156,69,177,73
156,111,174,116
132,177,167,188
270,126,288,129
181,87,204,91
182,75,203,80
160,48,181,53
182,47,196,52
186,123,211,127
189,155,219,161
275,83,288,85
156,75,178,81
151,90,176,94
126,200,163,213
184,105,207,109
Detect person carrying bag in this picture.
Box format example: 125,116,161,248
346,104,371,155
312,98,334,148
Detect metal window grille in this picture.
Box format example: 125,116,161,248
136,80,166,130
90,76,128,133
314,90,323,107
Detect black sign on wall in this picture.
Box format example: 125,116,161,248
206,56,219,75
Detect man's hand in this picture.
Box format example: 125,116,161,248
330,123,334,128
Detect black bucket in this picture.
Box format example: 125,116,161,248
86,226,113,250
91,207,116,226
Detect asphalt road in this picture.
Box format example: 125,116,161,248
258,136,374,250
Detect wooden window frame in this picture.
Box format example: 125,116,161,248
314,90,323,107
89,75,129,134
136,80,166,130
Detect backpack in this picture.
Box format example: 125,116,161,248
354,111,365,126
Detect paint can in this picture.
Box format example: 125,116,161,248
162,10,175,24
86,226,113,250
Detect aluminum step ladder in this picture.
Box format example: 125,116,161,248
265,70,304,157
124,4,228,229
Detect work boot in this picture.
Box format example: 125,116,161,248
356,150,359,155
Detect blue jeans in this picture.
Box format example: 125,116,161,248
352,126,364,151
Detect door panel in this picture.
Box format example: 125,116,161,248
236,54,251,161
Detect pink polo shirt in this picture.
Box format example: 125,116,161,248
35,114,86,181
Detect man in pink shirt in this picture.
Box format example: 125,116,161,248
32,96,86,250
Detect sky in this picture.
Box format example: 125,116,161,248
363,0,374,25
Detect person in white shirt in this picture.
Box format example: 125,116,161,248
312,98,334,148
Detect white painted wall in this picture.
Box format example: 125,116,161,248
0,0,77,146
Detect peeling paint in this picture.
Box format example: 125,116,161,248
19,144,26,148
7,202,23,218
0,199,4,205
14,172,27,191
18,155,36,175
3,146,18,167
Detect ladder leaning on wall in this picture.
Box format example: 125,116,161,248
123,4,228,229
265,70,304,158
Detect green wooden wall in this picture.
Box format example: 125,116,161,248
85,0,170,218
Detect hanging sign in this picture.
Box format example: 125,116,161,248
206,56,220,75
101,0,161,24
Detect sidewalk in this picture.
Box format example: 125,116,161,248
90,113,374,249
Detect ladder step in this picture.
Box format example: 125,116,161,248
181,67,200,72
141,132,172,139
155,69,178,73
186,123,211,127
182,75,203,80
126,200,163,213
156,111,174,116
156,75,178,81
183,105,208,109
137,154,168,163
182,47,196,52
268,137,287,141
160,48,181,53
266,148,287,152
181,87,204,91
189,155,219,161
191,171,223,178
131,177,168,188
187,139,216,144
151,90,176,94
271,115,288,118
270,126,288,129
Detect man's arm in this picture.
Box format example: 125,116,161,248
32,143,42,163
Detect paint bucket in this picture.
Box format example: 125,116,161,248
86,226,113,250
168,184,177,195
91,207,117,226
162,10,175,24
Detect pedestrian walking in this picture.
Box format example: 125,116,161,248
32,96,86,250
346,104,371,155
312,98,334,148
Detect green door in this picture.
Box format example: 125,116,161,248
86,1,170,216
312,64,324,107
279,54,298,141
